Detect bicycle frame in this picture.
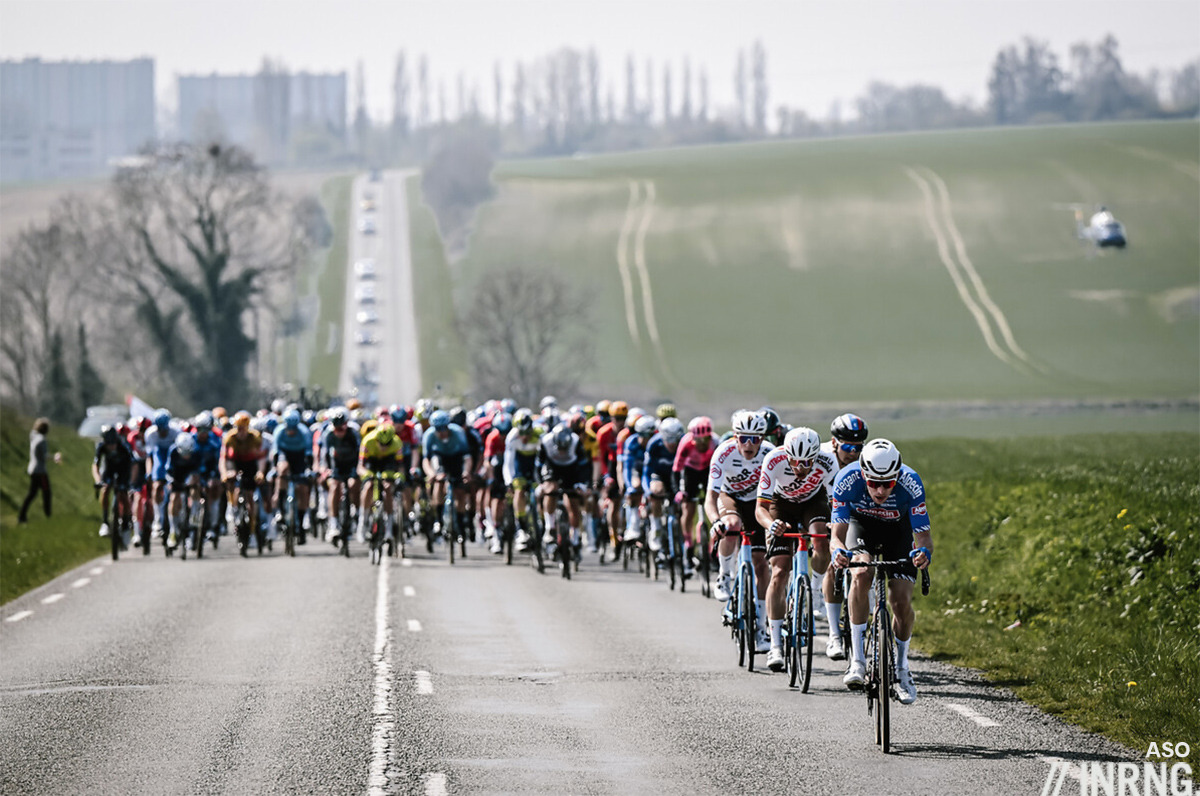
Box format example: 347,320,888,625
777,531,828,693
721,528,759,672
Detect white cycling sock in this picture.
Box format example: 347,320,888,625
770,619,784,648
896,637,910,670
825,602,842,635
718,552,735,578
756,600,767,629
543,511,555,531
851,622,868,664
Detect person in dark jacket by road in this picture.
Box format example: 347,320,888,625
17,417,60,523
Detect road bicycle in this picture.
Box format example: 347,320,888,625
277,471,313,558
662,498,687,593
776,530,829,692
512,479,545,574
844,547,930,754
186,474,218,559
621,496,655,579
362,471,399,565
441,475,467,564
721,525,761,672
96,480,132,561
542,484,576,580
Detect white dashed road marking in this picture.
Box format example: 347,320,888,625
368,560,394,796
403,586,415,597
407,619,423,632
401,559,413,568
414,670,433,694
5,611,33,623
89,567,104,576
946,702,1000,728
71,578,91,589
41,594,65,605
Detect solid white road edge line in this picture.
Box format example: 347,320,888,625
368,559,394,796
945,702,1001,728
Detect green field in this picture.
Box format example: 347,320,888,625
443,121,1198,428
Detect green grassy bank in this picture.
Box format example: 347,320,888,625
903,432,1199,763
0,407,108,604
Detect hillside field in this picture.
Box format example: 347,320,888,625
437,121,1198,432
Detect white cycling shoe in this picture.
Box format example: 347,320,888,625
714,575,732,602
843,659,867,690
754,627,771,655
893,668,917,704
825,634,846,661
622,527,642,543
767,646,786,672
98,523,110,538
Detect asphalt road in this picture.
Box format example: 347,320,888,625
339,169,422,406
1,536,1133,795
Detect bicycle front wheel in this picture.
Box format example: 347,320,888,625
799,578,814,693
878,607,894,753
742,566,758,673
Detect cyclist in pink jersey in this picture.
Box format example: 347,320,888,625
673,416,717,578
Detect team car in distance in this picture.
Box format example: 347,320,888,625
1077,206,1127,248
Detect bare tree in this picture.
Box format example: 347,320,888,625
493,60,504,128
587,49,601,128
0,205,88,412
457,265,592,408
681,57,693,122
662,63,673,123
392,51,410,141
418,55,430,128
735,49,747,129
624,55,638,123
95,142,308,409
752,40,768,134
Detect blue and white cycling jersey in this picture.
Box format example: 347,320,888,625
830,462,930,534
423,423,470,461
621,434,648,487
642,434,676,485
191,431,222,475
272,425,313,467
145,425,177,480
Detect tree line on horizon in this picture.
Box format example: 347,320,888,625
344,33,1199,167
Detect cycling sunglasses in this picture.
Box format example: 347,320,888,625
865,478,896,490
837,442,864,453
736,435,762,445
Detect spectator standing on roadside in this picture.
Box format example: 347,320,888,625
18,417,61,523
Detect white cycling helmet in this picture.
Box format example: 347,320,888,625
860,439,902,481
731,410,767,436
175,432,198,455
659,417,685,444
634,416,657,435
783,427,821,462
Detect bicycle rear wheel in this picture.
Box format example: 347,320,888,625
786,590,799,688
559,530,571,580
666,516,678,591
878,604,894,753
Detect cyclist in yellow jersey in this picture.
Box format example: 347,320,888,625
357,423,402,543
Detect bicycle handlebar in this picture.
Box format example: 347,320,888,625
845,558,931,595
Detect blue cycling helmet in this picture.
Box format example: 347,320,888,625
492,412,513,435
430,410,451,430
302,410,317,427
153,409,171,429
389,403,408,423
500,398,517,415
283,410,301,428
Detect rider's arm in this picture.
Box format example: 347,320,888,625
704,488,721,525
754,496,777,531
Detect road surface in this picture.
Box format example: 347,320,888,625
339,169,422,406
0,537,1133,795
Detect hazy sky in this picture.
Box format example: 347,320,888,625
2,0,1197,122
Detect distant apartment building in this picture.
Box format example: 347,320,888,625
0,57,156,182
177,69,347,164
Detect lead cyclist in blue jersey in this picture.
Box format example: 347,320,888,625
422,410,472,535
830,439,932,705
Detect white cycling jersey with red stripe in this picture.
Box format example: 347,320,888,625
708,438,774,501
757,446,836,503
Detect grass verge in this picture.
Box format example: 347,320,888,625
903,433,1199,764
1,407,108,604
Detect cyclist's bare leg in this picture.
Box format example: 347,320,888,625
767,553,790,621
888,579,915,641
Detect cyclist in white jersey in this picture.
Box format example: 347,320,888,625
755,427,837,671
816,413,869,659
705,410,774,654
